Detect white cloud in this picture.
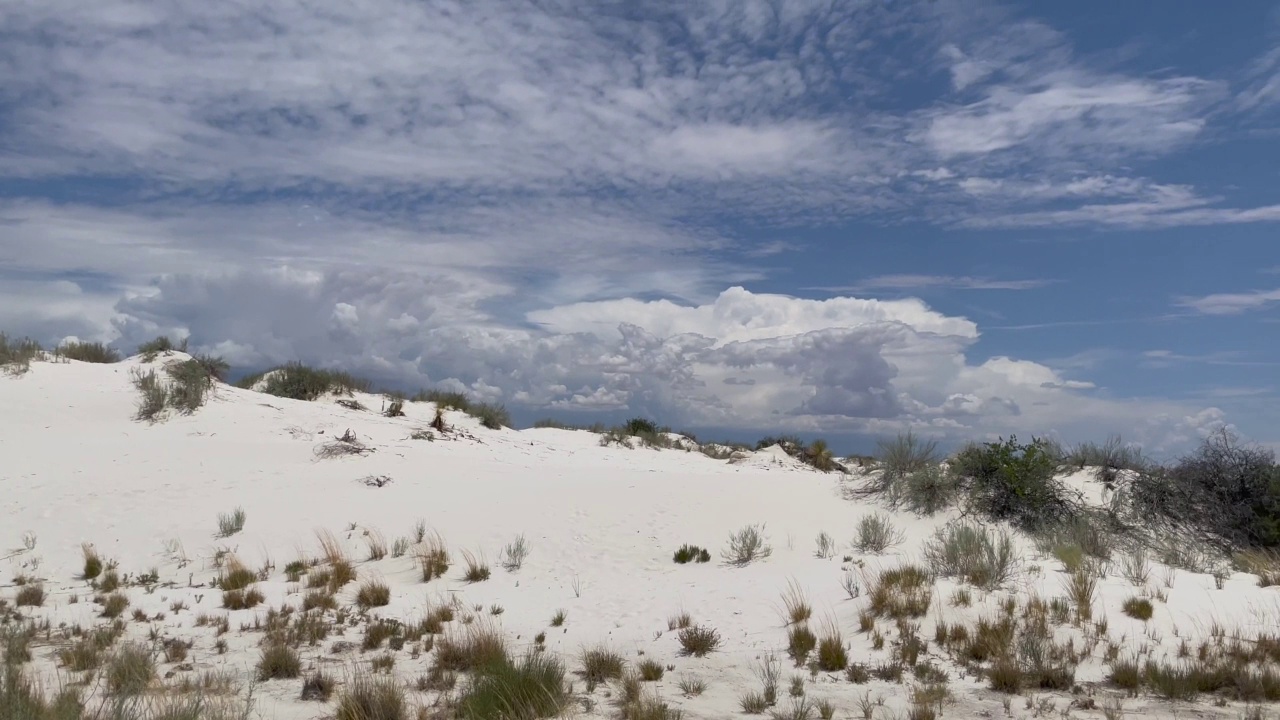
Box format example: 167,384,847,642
1177,288,1280,315
815,274,1053,293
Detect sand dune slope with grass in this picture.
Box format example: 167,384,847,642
3,349,1280,720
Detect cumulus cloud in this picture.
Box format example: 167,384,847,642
0,0,1268,451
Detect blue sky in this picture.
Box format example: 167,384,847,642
1,0,1277,455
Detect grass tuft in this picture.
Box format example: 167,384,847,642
677,625,721,657
1121,597,1153,621
57,341,120,363
257,643,302,680
356,579,391,608
462,550,491,582
922,522,1018,590
723,524,773,566
457,652,568,719
853,513,904,553
104,644,154,696
335,673,408,720
217,506,246,537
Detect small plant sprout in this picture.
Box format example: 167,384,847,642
217,507,246,537
500,534,529,572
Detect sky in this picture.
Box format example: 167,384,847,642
1,0,1278,456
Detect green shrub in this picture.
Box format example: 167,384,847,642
166,358,215,413
816,630,848,671
57,341,120,363
472,403,511,429
1121,597,1153,621
854,513,904,553
137,336,185,359
723,524,772,566
923,522,1018,590
456,652,568,719
787,625,817,665
625,418,660,436
413,389,471,411
673,544,711,564
949,435,1072,531
130,368,168,421
247,362,372,400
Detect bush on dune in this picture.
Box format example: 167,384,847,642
240,362,372,400
0,334,43,375
56,340,120,364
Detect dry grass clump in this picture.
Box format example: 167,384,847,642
923,522,1018,590
314,430,374,459
257,643,302,680
14,584,44,607
677,625,722,657
335,673,409,720
1119,547,1152,586
222,588,265,610
1121,597,1153,621
301,669,336,701
362,619,402,651
779,580,812,625
81,543,103,580
787,625,817,666
723,524,773,566
816,624,848,671
99,592,130,618
637,658,665,681
462,550,491,582
417,533,451,581
434,624,510,673
356,579,391,608
218,556,257,591
580,645,627,687
868,564,933,619
105,644,155,696
1065,564,1098,624
854,513,904,554
1236,548,1280,587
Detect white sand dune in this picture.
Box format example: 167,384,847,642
2,354,1276,719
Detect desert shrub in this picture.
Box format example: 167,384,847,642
756,435,804,452
217,506,246,537
130,368,169,421
57,341,119,363
1129,429,1280,548
625,418,660,436
415,389,471,411
336,674,408,720
1121,597,1153,621
137,335,185,359
218,558,256,591
800,439,841,472
901,464,959,515
854,513,904,553
15,585,44,607
0,333,43,374
868,565,932,619
876,431,939,487
105,644,154,696
678,625,721,657
356,580,391,608
457,652,568,719
581,646,627,685
1067,435,1146,483
923,522,1018,590
257,643,301,680
950,435,1074,531
165,358,215,413
250,362,372,400
723,524,773,566
673,544,711,564
472,403,511,429
740,691,769,714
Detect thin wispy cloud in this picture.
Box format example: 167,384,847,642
1177,288,1280,315
815,274,1054,294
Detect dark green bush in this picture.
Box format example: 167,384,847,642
245,362,372,400
57,341,120,363
456,653,568,719
949,435,1071,531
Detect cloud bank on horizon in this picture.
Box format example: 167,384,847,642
1,0,1278,452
